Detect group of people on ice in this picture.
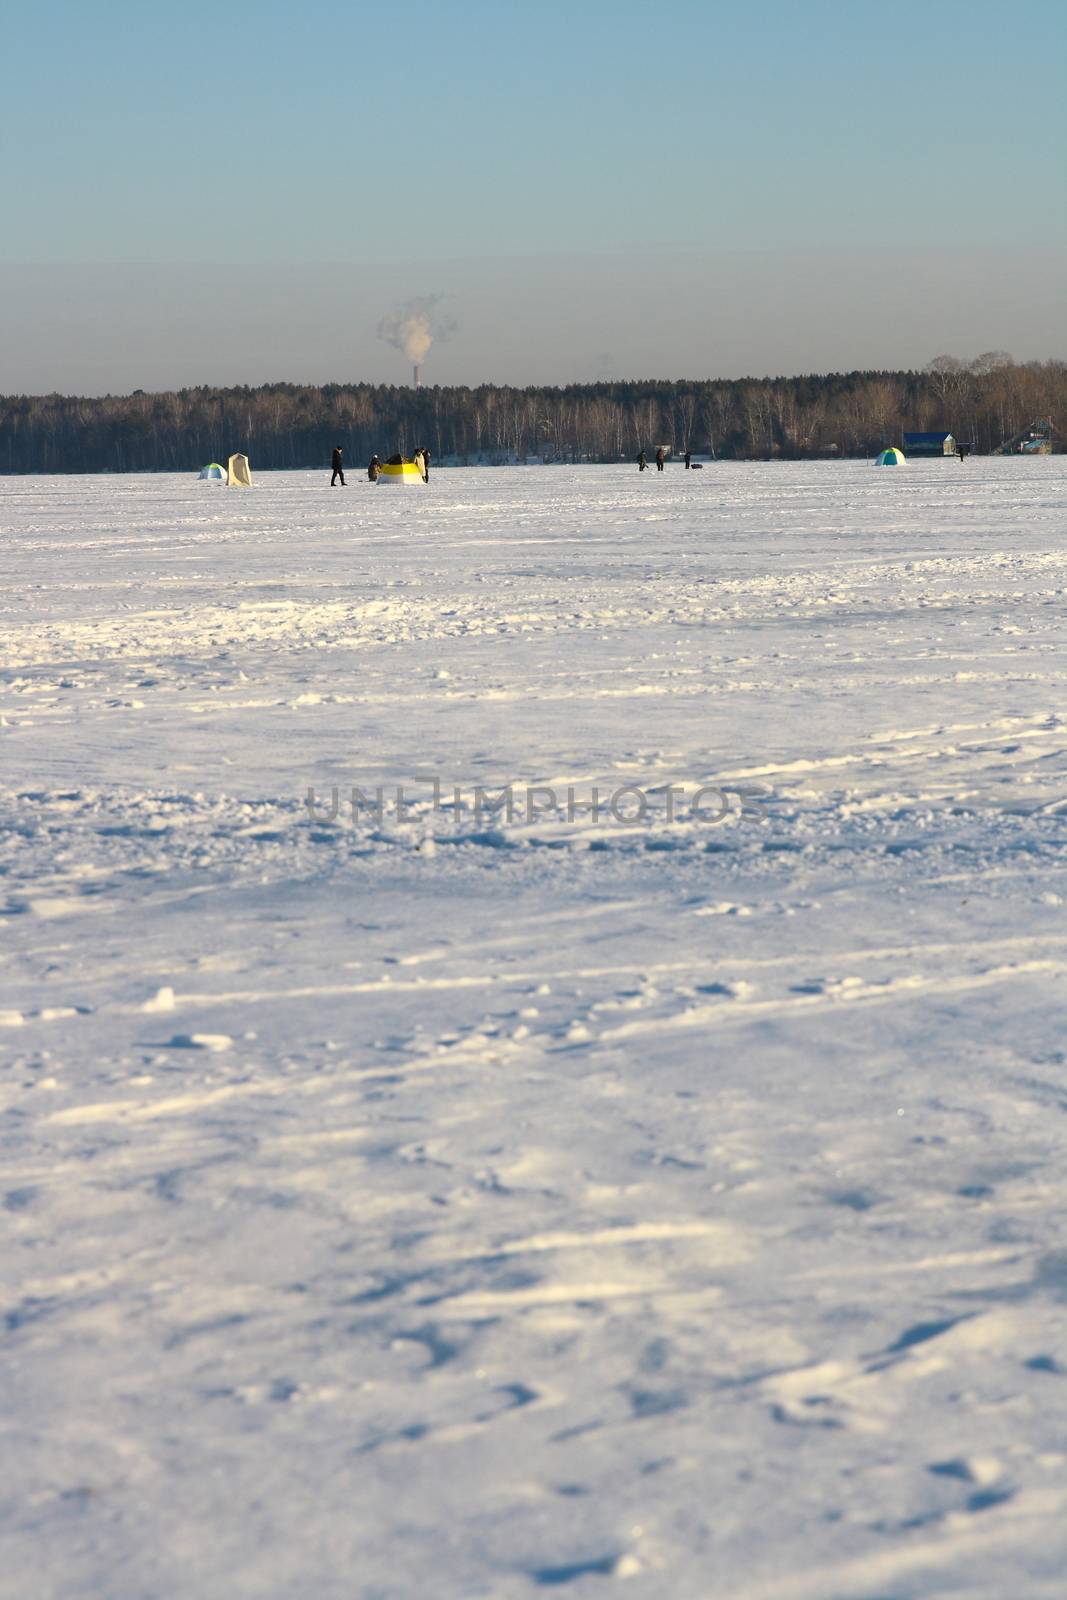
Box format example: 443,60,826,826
334,443,701,483
331,447,431,485
637,447,693,471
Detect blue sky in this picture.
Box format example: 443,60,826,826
1,0,1064,389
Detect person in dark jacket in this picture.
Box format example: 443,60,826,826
637,450,647,471
368,455,382,481
331,446,345,486
684,450,691,469
655,447,665,471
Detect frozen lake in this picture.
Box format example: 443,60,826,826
2,459,1067,1597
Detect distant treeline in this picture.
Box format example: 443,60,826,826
0,355,1062,473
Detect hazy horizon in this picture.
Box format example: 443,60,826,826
2,244,1064,398
3,0,1063,394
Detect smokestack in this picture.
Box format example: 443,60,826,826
379,297,454,388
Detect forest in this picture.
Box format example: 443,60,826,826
0,355,1062,473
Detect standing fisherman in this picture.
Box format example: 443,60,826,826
637,450,647,471
368,455,382,482
655,447,666,472
331,446,346,486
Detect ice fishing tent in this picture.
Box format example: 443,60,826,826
874,447,906,466
227,453,252,486
198,463,226,481
377,452,428,486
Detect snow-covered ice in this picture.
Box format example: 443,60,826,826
2,460,1066,1598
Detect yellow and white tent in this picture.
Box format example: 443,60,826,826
227,453,252,486
377,451,428,486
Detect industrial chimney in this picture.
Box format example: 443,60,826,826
378,297,452,387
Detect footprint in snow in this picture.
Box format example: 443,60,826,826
164,1032,233,1052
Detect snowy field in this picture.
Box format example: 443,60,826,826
2,459,1067,1599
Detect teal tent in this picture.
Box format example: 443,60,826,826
874,447,906,467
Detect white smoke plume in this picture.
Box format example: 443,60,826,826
377,295,456,371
